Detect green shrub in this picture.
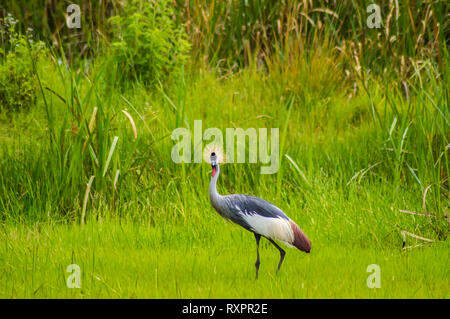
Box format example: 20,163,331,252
0,14,45,113
108,0,190,88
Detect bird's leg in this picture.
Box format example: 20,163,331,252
267,238,286,274
254,233,261,280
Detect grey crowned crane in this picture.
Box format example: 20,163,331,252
208,152,311,279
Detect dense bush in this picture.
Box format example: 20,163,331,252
0,15,45,112
107,0,190,87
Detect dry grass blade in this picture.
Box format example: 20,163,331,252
89,107,98,134
103,136,119,177
298,12,315,27
81,175,95,227
113,169,120,190
402,243,431,251
122,110,137,140
422,184,432,213
310,8,339,20
382,148,413,154
399,209,442,218
401,230,434,243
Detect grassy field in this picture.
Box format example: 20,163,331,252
1,219,449,298
0,0,448,298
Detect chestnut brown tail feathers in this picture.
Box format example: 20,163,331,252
289,220,311,253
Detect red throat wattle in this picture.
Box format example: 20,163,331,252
212,167,216,177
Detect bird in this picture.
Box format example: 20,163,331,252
208,152,311,279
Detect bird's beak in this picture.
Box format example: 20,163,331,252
212,166,216,177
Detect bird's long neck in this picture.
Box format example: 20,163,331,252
209,164,222,209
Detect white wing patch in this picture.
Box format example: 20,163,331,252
241,212,294,246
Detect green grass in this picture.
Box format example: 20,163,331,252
0,0,448,299
1,218,448,298
0,56,448,297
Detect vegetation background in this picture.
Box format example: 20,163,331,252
0,0,448,298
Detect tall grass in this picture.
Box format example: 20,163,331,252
0,0,448,249
178,1,447,75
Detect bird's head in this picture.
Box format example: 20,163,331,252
210,152,218,177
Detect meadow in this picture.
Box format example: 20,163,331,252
0,0,448,298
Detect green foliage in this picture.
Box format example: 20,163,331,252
107,0,190,87
0,1,448,299
0,15,45,112
7,52,150,218
0,0,119,61
1,219,449,298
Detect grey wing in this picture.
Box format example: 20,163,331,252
223,194,290,221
